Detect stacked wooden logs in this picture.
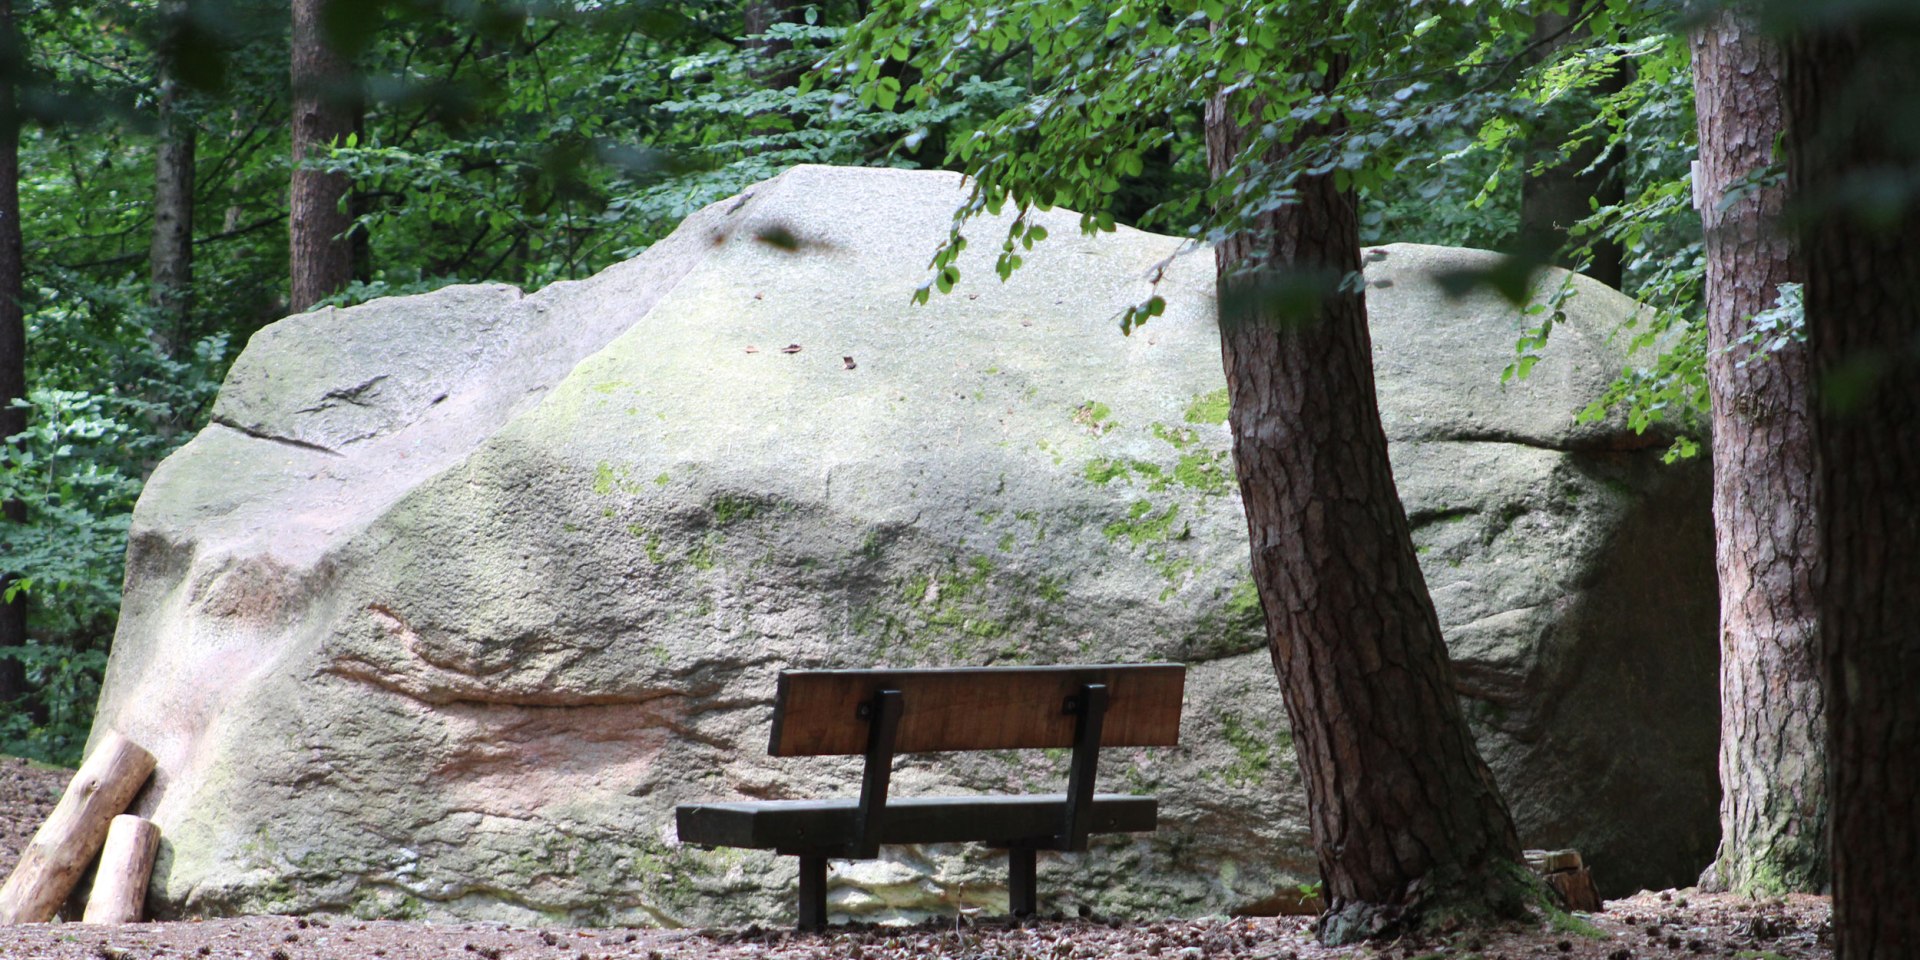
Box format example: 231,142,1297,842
1524,848,1603,912
0,732,161,925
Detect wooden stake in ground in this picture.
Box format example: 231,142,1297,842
81,816,161,924
0,732,156,924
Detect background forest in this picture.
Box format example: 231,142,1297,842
3,0,1711,765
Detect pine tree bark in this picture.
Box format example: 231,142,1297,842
289,0,356,311
0,0,29,704
1785,19,1920,960
150,0,196,357
1690,8,1825,896
1205,52,1530,946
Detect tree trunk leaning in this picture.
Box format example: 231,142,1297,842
80,816,161,924
1690,8,1825,896
1203,25,1532,945
0,733,157,924
1787,19,1920,960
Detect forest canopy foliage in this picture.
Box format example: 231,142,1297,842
4,0,1717,764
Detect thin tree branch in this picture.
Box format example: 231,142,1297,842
393,32,481,150
979,40,1032,80
192,96,280,208
55,213,285,270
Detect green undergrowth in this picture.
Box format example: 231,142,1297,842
0,751,74,772
1543,902,1608,939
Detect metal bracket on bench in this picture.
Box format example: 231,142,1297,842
851,688,903,859
1060,682,1108,852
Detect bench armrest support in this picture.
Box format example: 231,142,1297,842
852,688,903,858
1060,683,1108,852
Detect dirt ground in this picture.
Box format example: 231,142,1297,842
2,755,1832,960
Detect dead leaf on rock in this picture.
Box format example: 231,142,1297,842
780,344,802,354
745,345,760,354
843,356,857,370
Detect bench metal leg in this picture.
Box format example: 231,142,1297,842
797,855,828,932
1008,845,1037,919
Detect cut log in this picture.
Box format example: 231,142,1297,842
1545,865,1603,912
1524,848,1583,873
81,816,160,924
0,732,156,924
1522,848,1602,912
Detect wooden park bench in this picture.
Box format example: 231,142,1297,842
675,664,1186,930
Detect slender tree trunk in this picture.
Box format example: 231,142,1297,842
150,0,196,357
1691,8,1826,896
221,107,245,233
289,0,356,311
1205,49,1530,946
744,0,805,91
1518,8,1626,289
1786,19,1920,960
0,0,28,704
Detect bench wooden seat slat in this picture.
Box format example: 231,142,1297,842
676,794,1158,852
769,664,1184,756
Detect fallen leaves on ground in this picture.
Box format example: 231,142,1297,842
0,757,1832,960
0,893,1835,960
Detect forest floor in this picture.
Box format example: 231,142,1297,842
2,755,1832,960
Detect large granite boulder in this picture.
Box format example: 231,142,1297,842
92,165,1716,926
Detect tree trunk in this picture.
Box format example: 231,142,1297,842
1786,19,1920,960
150,0,196,357
221,107,246,233
289,0,356,311
1690,8,1826,896
1518,8,1626,289
1205,52,1531,946
744,0,806,91
0,0,28,705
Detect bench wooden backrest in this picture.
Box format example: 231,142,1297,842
767,664,1185,757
